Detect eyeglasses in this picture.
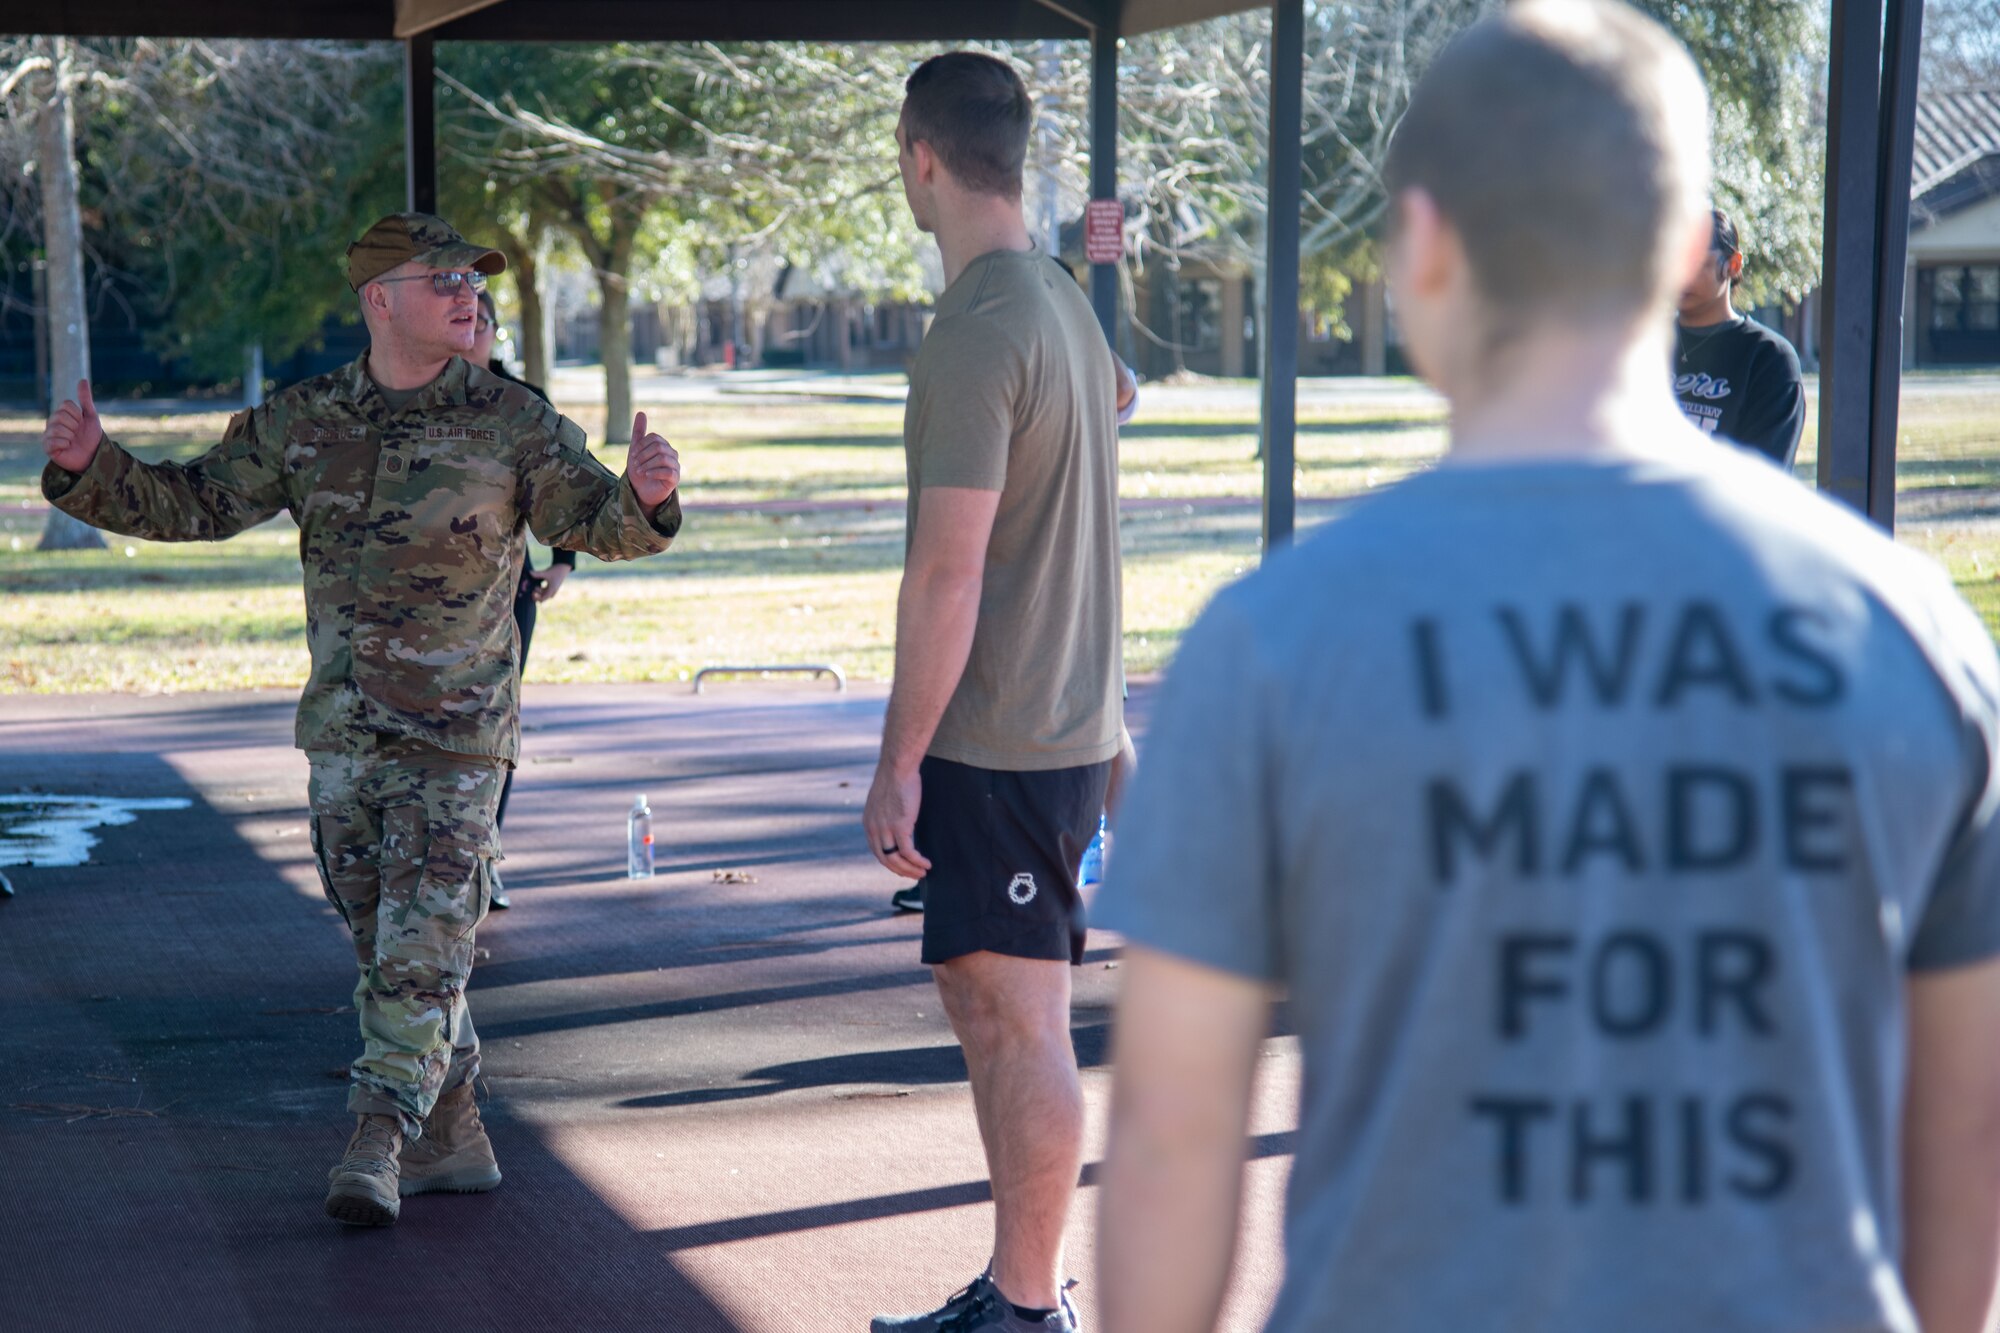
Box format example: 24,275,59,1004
375,270,487,297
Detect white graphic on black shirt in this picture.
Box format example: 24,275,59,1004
1674,372,1732,400
1675,373,1731,434
1007,872,1039,905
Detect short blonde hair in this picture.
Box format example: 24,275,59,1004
1384,0,1711,322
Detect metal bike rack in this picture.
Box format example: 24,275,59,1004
692,664,847,694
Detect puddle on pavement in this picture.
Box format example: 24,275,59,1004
0,794,194,869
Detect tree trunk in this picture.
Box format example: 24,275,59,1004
1360,278,1387,377
514,236,550,389
747,298,768,367
37,37,104,553
498,215,559,392
596,257,633,443
725,244,744,368
1250,258,1268,461
547,183,637,440
1165,264,1188,377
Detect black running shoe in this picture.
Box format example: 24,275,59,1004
870,1273,1076,1332
890,883,924,913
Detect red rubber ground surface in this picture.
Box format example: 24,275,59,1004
0,682,1292,1331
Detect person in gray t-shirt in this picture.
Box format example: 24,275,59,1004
1093,4,2000,1333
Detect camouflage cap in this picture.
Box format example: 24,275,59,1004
345,213,506,291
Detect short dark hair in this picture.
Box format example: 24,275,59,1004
1711,209,1740,259
1383,0,1709,323
902,51,1032,199
1711,208,1743,288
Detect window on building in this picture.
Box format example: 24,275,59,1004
1973,267,2000,331
1929,264,2000,332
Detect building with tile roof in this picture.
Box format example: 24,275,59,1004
1907,86,2000,365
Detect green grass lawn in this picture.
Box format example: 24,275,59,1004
4,374,1998,696
0,396,1296,693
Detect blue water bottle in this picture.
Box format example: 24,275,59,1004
1078,814,1109,887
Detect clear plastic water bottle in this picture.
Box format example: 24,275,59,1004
627,794,654,879
1077,814,1109,887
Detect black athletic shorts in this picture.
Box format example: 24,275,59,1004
916,754,1112,967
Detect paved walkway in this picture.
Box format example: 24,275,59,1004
0,683,1294,1332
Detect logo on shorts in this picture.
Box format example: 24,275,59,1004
1007,872,1038,906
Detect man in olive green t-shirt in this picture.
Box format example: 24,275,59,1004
863,51,1123,1333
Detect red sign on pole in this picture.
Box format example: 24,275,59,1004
1085,199,1122,265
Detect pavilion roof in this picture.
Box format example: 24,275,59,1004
12,0,1261,41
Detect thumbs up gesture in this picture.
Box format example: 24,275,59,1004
44,379,104,475
626,410,681,509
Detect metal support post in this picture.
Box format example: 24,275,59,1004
1865,0,1925,529
1816,0,1883,518
405,34,438,214
1816,0,1922,531
1260,0,1304,550
1089,21,1120,349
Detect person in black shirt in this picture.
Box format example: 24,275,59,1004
1672,208,1805,468
472,289,575,909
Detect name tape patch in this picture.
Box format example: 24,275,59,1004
426,425,499,443
291,424,368,443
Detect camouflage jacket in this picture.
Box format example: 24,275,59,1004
43,354,680,764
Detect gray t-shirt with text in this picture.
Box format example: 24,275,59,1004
1099,437,2000,1333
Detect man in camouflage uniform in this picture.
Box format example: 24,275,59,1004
39,214,684,1227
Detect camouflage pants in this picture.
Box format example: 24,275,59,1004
306,740,501,1136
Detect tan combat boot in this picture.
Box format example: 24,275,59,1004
324,1113,403,1226
398,1082,502,1196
